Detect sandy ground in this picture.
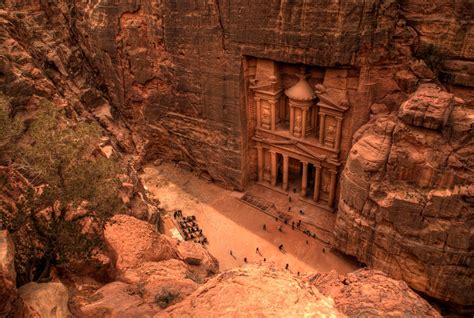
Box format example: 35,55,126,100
141,163,359,276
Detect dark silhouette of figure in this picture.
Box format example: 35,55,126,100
279,244,283,251
278,226,282,232
285,263,289,270
244,257,247,263
230,250,233,256
263,224,266,231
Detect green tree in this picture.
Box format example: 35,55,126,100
1,97,125,283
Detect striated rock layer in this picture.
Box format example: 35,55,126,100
1,1,472,189
311,268,441,317
334,84,474,306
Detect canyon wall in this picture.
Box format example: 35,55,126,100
4,0,470,189
334,84,473,306
0,0,473,308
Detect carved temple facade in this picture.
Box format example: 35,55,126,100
245,58,355,211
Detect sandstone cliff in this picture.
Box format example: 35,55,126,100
334,84,473,306
2,1,472,189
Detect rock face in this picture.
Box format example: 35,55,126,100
311,269,441,317
104,214,178,274
0,230,18,316
18,281,71,318
334,84,474,306
2,1,472,190
398,84,454,129
163,264,342,317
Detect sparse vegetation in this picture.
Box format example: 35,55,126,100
0,96,125,284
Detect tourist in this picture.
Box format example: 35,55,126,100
230,250,233,256
288,206,291,212
297,271,300,276
278,225,282,232
299,209,304,215
263,258,266,262
322,248,325,253
263,224,267,231
285,263,289,270
306,240,309,245
279,244,283,251
288,196,292,202
256,247,259,254
244,257,247,263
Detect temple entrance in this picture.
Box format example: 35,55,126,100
247,57,352,212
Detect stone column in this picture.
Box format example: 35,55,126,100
289,106,295,136
334,117,343,151
256,98,261,128
301,108,307,138
328,170,337,208
257,146,264,182
313,165,322,202
270,101,276,131
270,151,277,186
301,162,308,197
282,154,289,191
319,113,326,144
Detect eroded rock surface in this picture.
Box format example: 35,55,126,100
104,214,178,274
18,281,71,318
0,230,19,316
163,264,342,318
311,269,441,317
334,85,474,306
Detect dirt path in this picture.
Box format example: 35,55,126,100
141,163,359,275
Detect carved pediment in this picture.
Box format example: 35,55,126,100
255,137,326,161
314,84,350,112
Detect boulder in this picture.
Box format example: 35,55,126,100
0,230,19,316
163,264,342,317
122,259,199,310
311,269,441,317
104,214,178,274
18,281,71,318
398,84,454,129
395,69,418,93
80,281,156,317
409,59,435,80
176,241,219,279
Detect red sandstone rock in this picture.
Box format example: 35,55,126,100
310,269,441,317
176,241,219,279
18,281,71,318
104,214,178,274
163,264,343,317
0,230,19,316
80,281,156,317
399,84,454,129
122,259,199,310
335,90,474,305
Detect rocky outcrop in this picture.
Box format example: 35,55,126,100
79,281,156,317
0,230,19,316
311,269,441,317
104,214,178,275
18,281,71,318
334,84,474,306
163,264,342,317
104,214,218,281
1,1,471,190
